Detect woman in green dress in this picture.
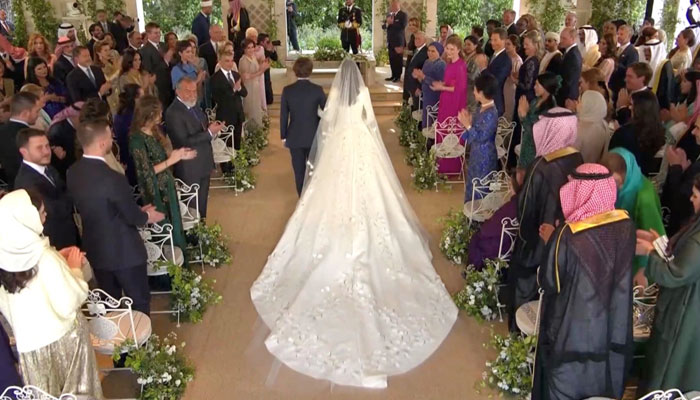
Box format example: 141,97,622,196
636,174,700,393
129,95,196,260
515,72,558,170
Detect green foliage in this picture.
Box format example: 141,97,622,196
12,2,27,48
374,47,389,66
103,0,126,15
395,103,415,146
25,0,60,43
113,333,195,400
527,0,567,32
481,332,537,399
297,25,372,52
142,0,223,38
167,262,222,323
187,222,232,267
296,0,372,30
661,0,681,48
437,0,512,37
266,0,279,40
412,148,445,191
224,145,256,192
312,36,347,60
439,210,478,265
590,0,645,31
453,258,503,322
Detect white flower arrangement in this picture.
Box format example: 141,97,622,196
480,331,536,399
439,210,478,265
159,261,223,323
412,148,445,191
453,258,505,323
223,144,257,193
187,222,232,268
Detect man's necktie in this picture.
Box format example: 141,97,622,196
227,72,235,88
86,68,96,86
189,106,206,129
44,168,56,187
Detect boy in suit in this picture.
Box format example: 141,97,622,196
211,51,248,150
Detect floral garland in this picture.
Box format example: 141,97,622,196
25,0,60,43
186,221,232,267
113,332,195,400
12,2,27,48
439,210,478,265
395,104,416,147
480,331,536,399
411,148,445,191
223,145,256,192
453,258,504,322
167,262,223,323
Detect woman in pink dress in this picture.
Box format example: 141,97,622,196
431,36,467,174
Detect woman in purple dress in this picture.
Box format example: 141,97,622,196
413,42,446,129
431,36,468,175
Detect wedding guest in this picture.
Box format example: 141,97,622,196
286,0,300,52
141,23,173,108
486,28,512,116
130,95,193,254
540,32,562,75
227,0,251,62
214,41,236,73
669,28,695,76
574,90,610,163
171,40,206,91
0,319,21,395
558,27,583,107
615,62,653,126
79,98,125,175
57,23,80,47
665,70,699,144
405,17,420,59
163,32,178,66
503,9,517,35
609,90,665,175
534,163,634,400
0,189,102,399
569,67,611,114
638,34,673,112
279,57,326,196
504,35,523,122
211,51,248,151
68,120,164,315
52,37,76,86
602,148,665,282
95,9,114,35
457,74,499,205
509,108,583,332
65,46,111,105
594,33,617,84
610,24,638,99
26,33,57,73
0,9,14,42
47,103,81,180
664,118,700,235
431,36,467,175
14,128,79,249
87,23,105,58
111,15,133,53
483,20,501,58
0,60,14,108
165,77,223,217
258,33,278,106
114,83,142,186
516,72,559,169
127,30,142,52
185,35,212,109
18,84,51,131
93,40,120,111
463,35,486,112
516,31,541,105
403,31,427,106
25,57,67,118
117,49,144,91
413,42,445,129
200,24,224,77
239,38,269,128
192,0,213,46
382,0,407,82
0,92,41,188
578,25,600,69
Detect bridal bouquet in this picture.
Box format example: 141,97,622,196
167,262,223,323
187,221,233,267
439,210,476,264
481,331,536,399
113,332,195,400
453,258,503,322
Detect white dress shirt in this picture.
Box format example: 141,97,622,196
22,160,54,185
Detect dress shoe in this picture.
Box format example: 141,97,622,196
385,77,394,81
392,78,401,82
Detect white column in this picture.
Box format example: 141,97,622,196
425,0,437,38
276,0,288,60
373,0,384,55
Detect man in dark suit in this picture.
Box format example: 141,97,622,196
15,128,79,249
557,27,582,107
485,28,512,117
65,46,112,104
614,62,653,126
211,51,247,150
382,0,407,82
47,104,80,180
403,31,428,106
610,24,639,99
165,77,223,217
95,9,115,35
259,33,278,105
280,58,326,196
338,0,363,54
68,120,164,314
192,1,213,46
540,32,563,74
142,22,174,108
87,23,105,58
199,24,224,77
503,9,517,36
53,37,76,85
112,15,134,53
483,19,501,58
286,0,300,51
0,9,13,42
0,93,41,188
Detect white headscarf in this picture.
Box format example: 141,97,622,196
575,90,610,163
57,23,81,46
637,39,668,85
0,190,49,273
578,25,598,54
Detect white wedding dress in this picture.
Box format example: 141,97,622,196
250,59,458,389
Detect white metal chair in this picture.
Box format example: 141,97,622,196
463,170,512,225
498,217,519,261
210,124,237,190
175,179,201,232
495,117,516,169
411,96,423,121
633,284,659,342
638,389,700,400
1,385,76,400
421,102,440,140
661,206,671,231
434,116,466,182
204,105,217,123
82,289,152,361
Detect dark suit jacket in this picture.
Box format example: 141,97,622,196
140,41,173,107
14,162,79,249
66,65,107,104
486,50,512,116
610,43,639,95
0,20,14,41
0,121,28,187
53,55,75,85
47,119,78,179
67,157,148,271
199,41,218,76
211,70,247,126
87,39,96,58
655,61,673,111
558,46,582,106
506,24,518,36
382,10,407,47
192,13,211,46
403,45,428,100
544,53,563,75
164,99,215,181
112,23,129,53
280,79,326,149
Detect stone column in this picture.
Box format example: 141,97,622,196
373,0,385,55
425,0,437,37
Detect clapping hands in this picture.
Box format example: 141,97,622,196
58,246,86,270
457,109,472,129
666,146,691,170
141,204,165,224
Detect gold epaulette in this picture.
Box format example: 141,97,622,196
543,146,579,162
567,209,630,234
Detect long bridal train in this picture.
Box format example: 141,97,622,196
250,59,458,388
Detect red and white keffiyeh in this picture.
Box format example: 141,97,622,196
533,107,578,157
560,163,617,223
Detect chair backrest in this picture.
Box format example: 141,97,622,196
205,105,217,123
139,223,176,267
175,178,200,225
633,284,659,338
495,117,516,169
82,289,139,352
468,170,512,224
498,217,519,261
1,385,76,400
434,116,465,158
211,124,236,163
425,102,439,128
661,206,671,231
637,389,695,400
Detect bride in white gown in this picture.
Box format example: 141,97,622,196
250,59,458,389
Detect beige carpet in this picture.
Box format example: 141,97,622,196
144,110,505,399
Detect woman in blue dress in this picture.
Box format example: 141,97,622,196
25,57,68,119
413,42,446,128
458,74,499,203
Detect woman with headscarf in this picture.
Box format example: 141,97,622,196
0,189,103,399
601,148,665,284
578,25,600,69
508,108,583,332
533,163,635,400
575,90,610,163
413,41,445,130
636,174,700,393
515,72,559,169
228,0,251,63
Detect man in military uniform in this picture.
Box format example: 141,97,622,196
338,0,363,54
